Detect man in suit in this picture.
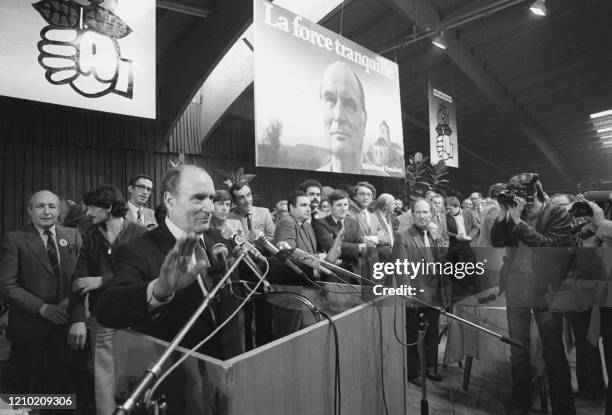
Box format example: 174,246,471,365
313,189,365,282
95,165,230,358
431,193,450,248
297,179,323,221
348,181,381,241
446,196,477,298
373,193,398,263
392,199,449,386
125,173,157,228
272,190,326,336
227,181,275,348
469,192,483,242
0,190,82,395
227,182,275,240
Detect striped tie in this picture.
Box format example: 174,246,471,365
44,229,60,284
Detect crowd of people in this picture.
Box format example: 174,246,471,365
0,165,611,415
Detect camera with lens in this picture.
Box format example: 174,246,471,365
569,201,593,218
568,201,594,237
497,173,540,208
497,189,525,208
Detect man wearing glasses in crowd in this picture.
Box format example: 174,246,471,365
125,174,157,228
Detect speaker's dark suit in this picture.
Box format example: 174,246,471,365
94,222,226,358
0,223,81,393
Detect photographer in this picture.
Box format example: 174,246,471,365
551,194,605,400
595,220,612,415
491,173,575,415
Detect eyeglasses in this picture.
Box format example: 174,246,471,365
134,184,153,192
356,192,372,198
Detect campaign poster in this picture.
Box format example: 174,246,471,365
0,0,156,119
428,85,459,168
254,0,405,177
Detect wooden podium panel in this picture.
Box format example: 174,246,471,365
114,296,407,415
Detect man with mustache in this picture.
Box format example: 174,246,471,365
297,179,323,221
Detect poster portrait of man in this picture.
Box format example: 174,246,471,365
254,0,405,177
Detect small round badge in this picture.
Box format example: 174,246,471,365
59,239,68,247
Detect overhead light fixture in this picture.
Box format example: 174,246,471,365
590,109,612,119
601,134,612,140
432,31,447,50
529,0,547,16
602,140,612,146
597,127,612,133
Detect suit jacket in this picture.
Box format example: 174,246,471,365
347,206,381,237
396,210,413,233
476,200,505,270
228,206,275,240
446,212,476,263
125,205,157,229
94,222,226,358
391,225,449,305
271,215,318,285
0,224,81,341
312,215,363,275
431,210,450,248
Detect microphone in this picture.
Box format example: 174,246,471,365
221,228,267,262
249,229,330,277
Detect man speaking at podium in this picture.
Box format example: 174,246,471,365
95,164,232,359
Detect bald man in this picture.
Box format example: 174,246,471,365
0,190,82,394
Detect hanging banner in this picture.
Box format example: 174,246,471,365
0,0,156,119
253,0,405,177
428,85,458,168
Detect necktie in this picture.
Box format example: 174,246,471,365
44,229,61,283
194,239,215,323
337,220,343,230
137,209,144,225
246,213,253,231
423,230,431,248
194,239,210,269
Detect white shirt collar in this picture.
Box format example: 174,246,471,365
127,201,142,214
165,217,205,246
34,224,56,238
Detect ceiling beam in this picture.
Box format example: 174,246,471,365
157,0,211,18
385,0,578,188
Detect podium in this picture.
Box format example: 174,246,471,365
114,295,407,415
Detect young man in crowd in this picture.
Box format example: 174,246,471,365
125,174,157,228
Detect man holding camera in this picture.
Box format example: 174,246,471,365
491,173,575,415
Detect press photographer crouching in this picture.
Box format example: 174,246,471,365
560,194,612,414
491,173,575,415
550,194,606,400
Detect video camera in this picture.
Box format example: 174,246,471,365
497,173,540,208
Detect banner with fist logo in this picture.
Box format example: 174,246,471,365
428,85,458,168
0,0,155,118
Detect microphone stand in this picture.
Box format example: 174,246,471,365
417,311,429,415
113,251,249,415
292,251,527,351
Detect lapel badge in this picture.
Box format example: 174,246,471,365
59,239,68,247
